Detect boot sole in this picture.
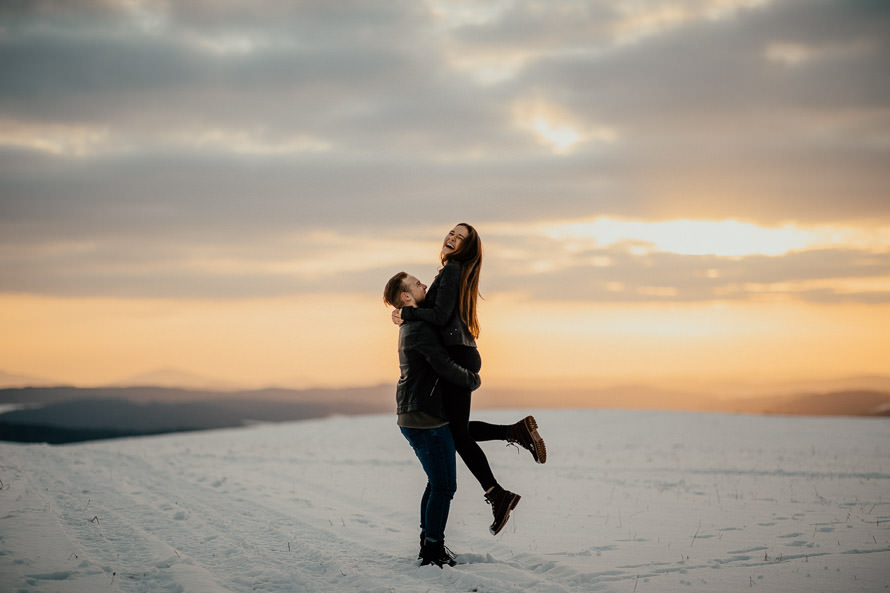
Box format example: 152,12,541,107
523,416,547,464
489,493,521,536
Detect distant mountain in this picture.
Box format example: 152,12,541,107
0,369,58,388
0,384,395,444
481,385,890,418
0,392,392,444
711,375,890,399
5,384,887,417
1,382,886,445
108,367,242,391
0,384,393,405
727,390,890,417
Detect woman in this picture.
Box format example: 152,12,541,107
394,223,546,536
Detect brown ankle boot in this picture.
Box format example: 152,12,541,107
507,415,547,464
484,485,521,535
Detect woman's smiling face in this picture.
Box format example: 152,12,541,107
441,225,469,258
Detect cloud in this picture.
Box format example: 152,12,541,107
3,216,888,304
486,242,890,304
1,0,888,303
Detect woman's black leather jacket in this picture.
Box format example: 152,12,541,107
399,261,477,348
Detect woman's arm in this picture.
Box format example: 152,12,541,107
413,323,481,390
399,263,459,326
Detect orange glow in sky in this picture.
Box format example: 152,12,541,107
3,290,889,394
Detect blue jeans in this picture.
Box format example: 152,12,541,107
400,425,456,543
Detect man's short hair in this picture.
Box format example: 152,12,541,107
383,271,408,309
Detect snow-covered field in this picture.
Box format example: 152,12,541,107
1,410,888,593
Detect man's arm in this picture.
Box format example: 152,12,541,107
412,324,480,390
400,263,459,326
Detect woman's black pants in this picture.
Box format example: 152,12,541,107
444,345,511,492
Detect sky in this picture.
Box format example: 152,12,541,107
1,0,889,396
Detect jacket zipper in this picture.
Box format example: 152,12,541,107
428,378,439,398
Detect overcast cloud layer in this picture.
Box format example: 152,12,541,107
1,0,888,302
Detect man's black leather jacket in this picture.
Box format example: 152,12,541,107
395,318,481,417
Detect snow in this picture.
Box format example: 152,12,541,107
1,410,888,593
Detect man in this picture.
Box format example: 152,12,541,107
383,271,481,568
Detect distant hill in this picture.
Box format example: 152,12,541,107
482,385,890,417
727,390,890,417
0,385,393,444
108,367,238,391
0,384,393,405
1,384,886,445
0,370,58,388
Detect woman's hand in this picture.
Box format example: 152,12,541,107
391,308,403,326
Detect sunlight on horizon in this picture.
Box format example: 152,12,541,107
538,218,890,257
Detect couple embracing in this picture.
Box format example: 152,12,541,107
383,223,547,568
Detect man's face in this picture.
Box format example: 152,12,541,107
402,275,427,306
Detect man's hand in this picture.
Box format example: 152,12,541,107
391,308,403,326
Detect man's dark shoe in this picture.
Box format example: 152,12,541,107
484,485,521,535
420,532,456,561
507,415,547,464
419,539,457,568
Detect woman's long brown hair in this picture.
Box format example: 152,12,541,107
441,223,482,339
